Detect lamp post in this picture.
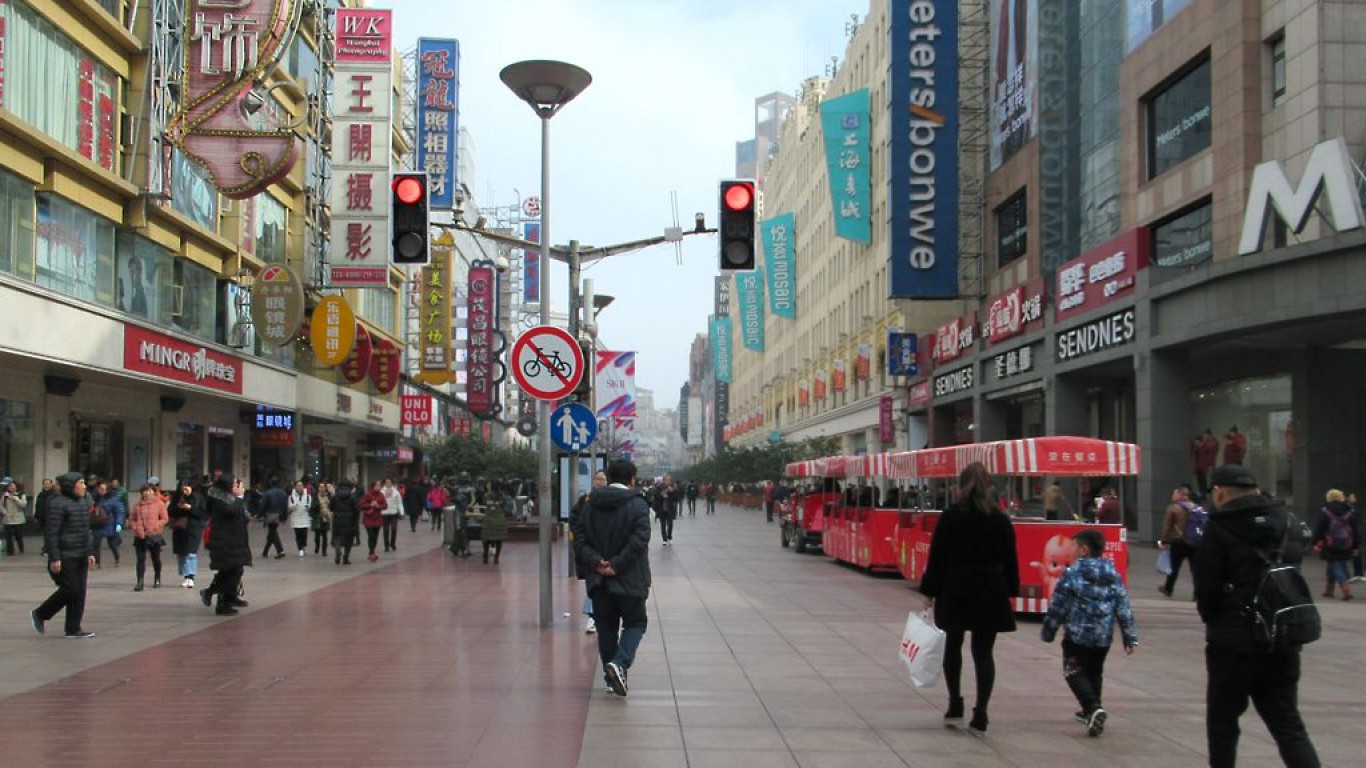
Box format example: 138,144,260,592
500,59,591,628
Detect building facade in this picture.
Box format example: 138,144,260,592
714,0,1366,543
0,0,413,492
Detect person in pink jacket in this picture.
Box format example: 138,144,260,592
128,484,169,591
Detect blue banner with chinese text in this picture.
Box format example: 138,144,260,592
820,89,871,243
416,39,459,209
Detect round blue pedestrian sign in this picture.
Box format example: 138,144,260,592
550,402,597,453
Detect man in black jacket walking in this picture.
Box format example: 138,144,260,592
32,472,97,638
1194,464,1320,768
572,459,651,697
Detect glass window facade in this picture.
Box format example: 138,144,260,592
1271,34,1286,107
1,0,121,172
359,287,397,338
36,193,116,305
0,398,36,492
1189,375,1294,504
169,148,219,234
172,258,219,341
115,231,171,320
0,169,36,280
995,189,1027,268
1152,200,1213,268
255,195,287,265
1147,58,1212,179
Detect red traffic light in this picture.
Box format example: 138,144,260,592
394,176,425,205
723,182,753,211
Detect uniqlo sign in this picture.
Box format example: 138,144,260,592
400,395,433,426
328,9,393,288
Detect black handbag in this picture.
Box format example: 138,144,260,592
145,533,165,547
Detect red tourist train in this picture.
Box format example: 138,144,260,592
781,436,1138,614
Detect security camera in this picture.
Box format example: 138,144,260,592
493,254,510,273
694,212,706,232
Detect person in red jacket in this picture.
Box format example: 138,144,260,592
1223,426,1246,465
128,484,169,591
1191,429,1219,493
359,481,386,562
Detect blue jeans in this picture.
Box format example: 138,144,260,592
178,552,197,578
1326,559,1349,584
592,591,647,673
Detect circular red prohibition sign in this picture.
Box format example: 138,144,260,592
510,325,584,401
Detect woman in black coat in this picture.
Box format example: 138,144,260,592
919,461,1019,734
169,480,207,589
203,475,251,615
329,481,361,565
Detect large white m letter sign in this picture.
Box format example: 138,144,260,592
1239,137,1365,255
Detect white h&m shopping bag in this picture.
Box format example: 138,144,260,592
899,610,946,688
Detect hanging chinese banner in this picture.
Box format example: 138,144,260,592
250,265,305,347
465,265,496,417
341,324,373,384
416,231,454,384
310,295,357,366
369,337,401,394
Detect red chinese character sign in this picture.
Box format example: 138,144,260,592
465,265,497,417
166,0,302,199
329,8,394,288
341,324,373,384
369,337,400,394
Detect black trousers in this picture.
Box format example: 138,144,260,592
658,517,674,542
482,539,503,563
1206,644,1320,768
687,498,696,516
1061,638,1110,714
366,526,381,555
313,528,329,554
4,523,25,554
942,628,998,711
36,556,89,635
382,516,399,550
293,527,309,552
409,510,420,532
133,538,163,582
1163,540,1198,595
213,565,243,609
262,522,284,556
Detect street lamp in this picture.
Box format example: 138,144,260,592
500,59,591,629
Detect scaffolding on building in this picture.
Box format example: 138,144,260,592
958,0,989,300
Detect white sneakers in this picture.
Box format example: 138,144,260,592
585,618,597,635
298,549,306,557
181,577,194,589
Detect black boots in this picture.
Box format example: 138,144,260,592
134,581,144,592
944,697,964,721
969,707,989,734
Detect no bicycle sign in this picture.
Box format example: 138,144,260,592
510,325,584,401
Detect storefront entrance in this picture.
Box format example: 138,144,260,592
71,418,124,482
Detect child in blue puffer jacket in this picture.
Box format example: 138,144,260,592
1041,528,1138,738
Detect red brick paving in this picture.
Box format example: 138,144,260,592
3,545,599,767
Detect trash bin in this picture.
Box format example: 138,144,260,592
442,505,457,548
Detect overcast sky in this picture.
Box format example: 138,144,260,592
392,0,858,404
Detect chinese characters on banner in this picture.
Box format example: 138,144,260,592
77,56,118,172
341,324,373,384
249,265,305,346
329,8,394,287
309,295,357,367
819,89,872,243
417,231,454,384
369,337,400,394
931,314,977,365
522,221,541,304
879,394,896,444
982,277,1045,343
415,39,459,208
168,1,300,199
709,315,732,384
761,213,796,318
465,265,496,416
989,0,1037,169
735,269,766,351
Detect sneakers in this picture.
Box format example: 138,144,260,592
299,549,306,557
274,552,286,560
30,610,45,636
1086,707,1107,737
1073,711,1087,724
605,661,628,696
585,618,597,635
181,577,193,589
64,630,96,639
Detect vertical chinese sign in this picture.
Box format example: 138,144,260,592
819,88,872,243
465,265,496,417
523,220,541,304
417,230,454,385
735,269,765,351
761,213,796,319
416,38,459,209
329,8,394,288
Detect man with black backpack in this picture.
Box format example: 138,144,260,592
1194,465,1321,768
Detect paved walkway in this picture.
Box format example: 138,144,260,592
1,509,1363,767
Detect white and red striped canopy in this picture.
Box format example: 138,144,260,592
878,437,1141,479
784,460,818,478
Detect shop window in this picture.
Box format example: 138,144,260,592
1,0,121,172
171,258,219,341
1146,57,1211,179
36,194,116,305
1189,375,1293,504
1152,200,1213,267
255,194,287,265
169,148,219,234
994,189,1027,268
0,398,37,492
359,286,397,338
0,169,36,280
1270,33,1287,108
115,231,173,321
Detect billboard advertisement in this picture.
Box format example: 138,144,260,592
989,0,1037,170
415,39,459,209
595,351,637,458
819,89,872,243
889,0,960,298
